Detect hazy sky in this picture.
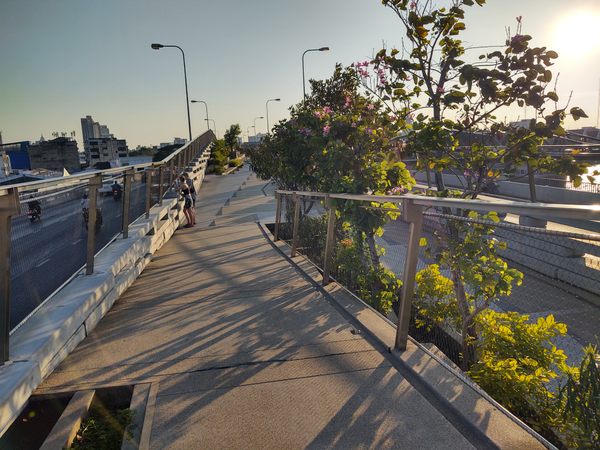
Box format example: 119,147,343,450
1,0,599,149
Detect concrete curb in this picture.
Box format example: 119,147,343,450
0,152,210,437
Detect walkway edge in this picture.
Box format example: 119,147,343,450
258,222,555,450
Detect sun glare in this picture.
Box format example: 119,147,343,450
554,11,600,58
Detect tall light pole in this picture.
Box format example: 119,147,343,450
151,43,192,141
302,47,330,99
254,116,264,135
191,100,210,132
265,98,280,134
207,119,217,137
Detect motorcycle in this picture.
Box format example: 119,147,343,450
27,202,42,223
112,186,122,201
27,207,42,223
83,208,103,231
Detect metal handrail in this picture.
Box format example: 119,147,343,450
0,130,216,195
274,187,600,353
276,189,600,220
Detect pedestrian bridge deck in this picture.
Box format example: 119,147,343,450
36,167,546,449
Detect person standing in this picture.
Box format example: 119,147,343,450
179,176,194,228
182,172,196,225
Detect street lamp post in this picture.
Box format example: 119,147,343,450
302,47,330,99
265,98,280,134
191,100,210,132
151,43,192,141
207,119,217,137
254,116,264,135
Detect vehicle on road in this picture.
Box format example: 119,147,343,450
27,200,42,223
112,182,122,201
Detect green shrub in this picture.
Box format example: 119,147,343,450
468,310,570,437
229,158,243,168
560,345,600,448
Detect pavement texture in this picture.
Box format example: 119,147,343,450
37,166,543,449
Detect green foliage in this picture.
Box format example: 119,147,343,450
128,146,155,157
209,139,229,174
72,408,134,450
229,158,243,168
559,346,600,448
414,264,458,331
335,235,402,315
424,210,523,368
371,1,588,197
468,311,570,436
152,144,180,162
224,124,242,156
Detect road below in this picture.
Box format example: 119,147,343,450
10,182,148,330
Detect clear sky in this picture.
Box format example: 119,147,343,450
1,0,599,149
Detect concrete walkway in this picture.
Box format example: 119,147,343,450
37,167,544,449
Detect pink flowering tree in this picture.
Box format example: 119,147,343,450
247,65,415,312
359,0,590,199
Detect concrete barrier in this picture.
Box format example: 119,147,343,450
0,150,210,437
413,172,600,204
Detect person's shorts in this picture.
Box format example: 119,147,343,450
184,197,192,210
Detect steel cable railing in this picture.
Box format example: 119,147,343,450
0,130,216,363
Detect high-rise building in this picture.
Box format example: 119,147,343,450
87,137,128,167
80,115,127,165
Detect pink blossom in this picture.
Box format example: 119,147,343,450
388,186,405,195
410,1,417,9
367,103,375,110
323,125,331,136
344,95,352,108
436,86,445,94
322,106,332,114
314,110,324,119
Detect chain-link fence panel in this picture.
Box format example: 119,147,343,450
11,184,90,330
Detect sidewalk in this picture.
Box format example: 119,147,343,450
36,167,545,449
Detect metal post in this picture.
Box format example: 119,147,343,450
0,188,20,364
158,167,165,206
168,160,174,195
121,169,134,238
291,193,301,257
322,195,337,285
85,175,102,276
274,192,282,241
395,200,424,351
145,169,153,219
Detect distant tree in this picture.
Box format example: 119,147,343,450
224,124,242,158
152,144,179,162
208,139,229,175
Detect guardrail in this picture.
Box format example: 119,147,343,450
274,189,600,352
0,130,216,364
